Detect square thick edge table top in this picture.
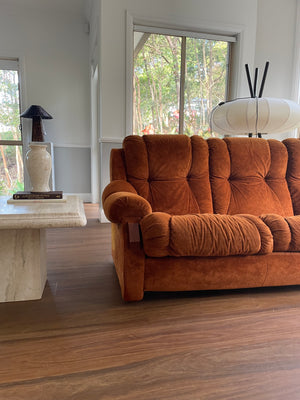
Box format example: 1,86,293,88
0,195,87,229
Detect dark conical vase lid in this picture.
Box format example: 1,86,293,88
20,105,53,119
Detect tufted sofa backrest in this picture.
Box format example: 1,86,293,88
122,135,213,215
110,135,298,217
208,137,294,216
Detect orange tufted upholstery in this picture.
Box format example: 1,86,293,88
284,138,300,214
123,135,213,215
140,212,273,257
103,135,300,301
208,137,293,216
260,214,300,252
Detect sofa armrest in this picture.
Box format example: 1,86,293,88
103,180,152,223
102,180,137,202
104,192,152,223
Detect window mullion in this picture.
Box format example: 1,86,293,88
0,140,23,146
225,43,233,101
179,36,186,135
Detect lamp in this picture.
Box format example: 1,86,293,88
20,105,53,142
210,62,300,137
20,105,53,193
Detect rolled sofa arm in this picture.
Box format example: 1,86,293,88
140,212,273,257
102,180,152,223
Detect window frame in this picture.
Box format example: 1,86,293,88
0,58,23,146
0,57,26,194
126,13,239,137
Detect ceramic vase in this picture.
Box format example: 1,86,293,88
25,143,52,192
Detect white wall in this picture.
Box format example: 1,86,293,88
255,0,297,99
254,0,298,140
0,2,91,199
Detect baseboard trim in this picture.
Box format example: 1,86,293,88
100,208,109,223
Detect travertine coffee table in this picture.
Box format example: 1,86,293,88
0,195,87,302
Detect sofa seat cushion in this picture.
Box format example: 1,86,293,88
260,214,300,251
140,213,273,257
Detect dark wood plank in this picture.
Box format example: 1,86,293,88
1,204,300,399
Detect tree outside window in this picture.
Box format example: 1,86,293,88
133,32,230,137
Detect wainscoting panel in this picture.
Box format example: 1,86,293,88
54,146,91,198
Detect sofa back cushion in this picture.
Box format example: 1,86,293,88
283,138,300,215
122,135,213,215
208,137,294,216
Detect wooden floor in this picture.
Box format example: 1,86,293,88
2,204,300,399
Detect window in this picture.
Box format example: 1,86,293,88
0,58,23,195
133,27,235,137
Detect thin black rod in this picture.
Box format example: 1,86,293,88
258,61,269,97
245,64,254,98
253,68,258,97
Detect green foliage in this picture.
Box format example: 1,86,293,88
134,34,228,137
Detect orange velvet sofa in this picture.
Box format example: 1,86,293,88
102,134,300,301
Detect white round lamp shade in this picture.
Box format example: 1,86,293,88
210,97,300,136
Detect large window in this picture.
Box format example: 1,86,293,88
133,27,235,137
0,59,23,196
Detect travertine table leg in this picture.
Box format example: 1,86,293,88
0,228,47,302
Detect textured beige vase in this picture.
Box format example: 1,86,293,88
25,143,52,192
